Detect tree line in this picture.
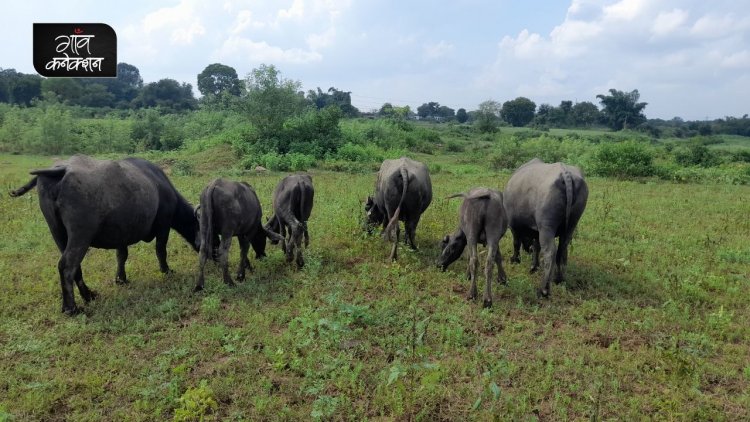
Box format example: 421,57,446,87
1,62,748,137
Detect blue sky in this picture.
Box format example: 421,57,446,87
3,0,749,120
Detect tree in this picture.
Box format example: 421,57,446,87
78,83,115,107
501,97,536,127
456,108,468,123
0,69,42,106
417,102,440,118
596,89,647,130
475,100,502,133
133,78,197,111
570,101,600,127
306,87,359,117
41,78,84,104
197,63,241,97
437,105,455,119
243,64,308,138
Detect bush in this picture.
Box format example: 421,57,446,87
588,141,655,178
445,141,464,152
674,144,720,167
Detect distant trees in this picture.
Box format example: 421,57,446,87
501,97,536,127
133,79,197,111
456,108,468,123
306,87,359,117
475,100,502,133
243,64,307,137
0,69,42,105
597,89,647,130
417,101,454,120
197,63,241,97
570,101,600,127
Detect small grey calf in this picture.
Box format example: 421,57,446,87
195,178,283,291
437,188,508,308
265,174,314,269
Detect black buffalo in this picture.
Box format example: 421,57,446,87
9,155,199,315
365,157,432,261
437,188,509,308
195,178,284,291
504,158,588,298
265,174,314,268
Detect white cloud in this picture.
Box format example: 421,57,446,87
423,40,454,60
215,36,322,64
139,0,205,45
651,9,688,37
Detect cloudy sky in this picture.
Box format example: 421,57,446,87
3,0,749,120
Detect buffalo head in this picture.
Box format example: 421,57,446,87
436,232,467,271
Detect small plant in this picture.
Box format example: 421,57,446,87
173,380,218,422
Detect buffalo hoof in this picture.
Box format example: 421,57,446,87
83,289,98,303
236,273,245,282
483,299,493,309
498,276,508,285
529,266,539,274
62,305,82,316
224,280,236,288
510,256,521,264
536,288,550,299
114,277,128,285
193,283,204,293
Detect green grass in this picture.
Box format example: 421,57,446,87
1,153,749,420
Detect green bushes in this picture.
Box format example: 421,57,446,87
588,141,655,178
241,152,316,172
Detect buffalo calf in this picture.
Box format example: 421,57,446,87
437,188,508,308
265,174,314,269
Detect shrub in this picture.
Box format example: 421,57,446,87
173,380,218,422
445,141,464,152
674,144,720,167
588,141,655,178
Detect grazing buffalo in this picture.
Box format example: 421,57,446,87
365,157,432,261
195,178,284,291
265,174,314,268
9,155,199,315
437,188,508,308
503,158,588,298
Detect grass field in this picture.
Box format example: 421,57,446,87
1,152,749,421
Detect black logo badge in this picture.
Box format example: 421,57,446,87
33,23,117,77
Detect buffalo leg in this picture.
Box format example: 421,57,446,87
218,235,234,286
115,247,128,284
510,232,521,264
195,243,209,292
155,231,171,274
58,243,89,315
294,227,305,269
555,235,570,284
389,223,400,262
74,266,97,303
303,222,310,248
405,219,419,250
537,229,557,298
494,242,508,284
236,236,251,282
530,237,541,273
467,242,479,302
483,244,497,308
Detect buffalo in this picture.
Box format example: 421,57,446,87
437,188,508,308
365,157,432,261
9,155,200,315
265,174,314,268
503,158,588,298
195,178,284,291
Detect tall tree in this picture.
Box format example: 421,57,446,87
501,97,536,127
306,87,359,117
133,78,197,111
417,101,440,118
570,101,600,127
243,64,307,137
475,100,502,133
197,63,241,97
456,108,468,123
596,89,647,130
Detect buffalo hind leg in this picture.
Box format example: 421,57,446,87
58,243,89,315
218,235,234,286
467,242,479,302
530,237,541,274
483,244,496,308
294,227,305,269
195,244,210,292
155,231,171,274
389,224,400,262
115,247,128,284
511,232,522,264
405,219,419,250
537,229,557,298
74,266,97,303
236,236,251,282
555,235,571,284
493,241,508,285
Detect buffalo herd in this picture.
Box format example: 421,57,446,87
11,154,587,314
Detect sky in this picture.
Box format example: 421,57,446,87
3,0,749,120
